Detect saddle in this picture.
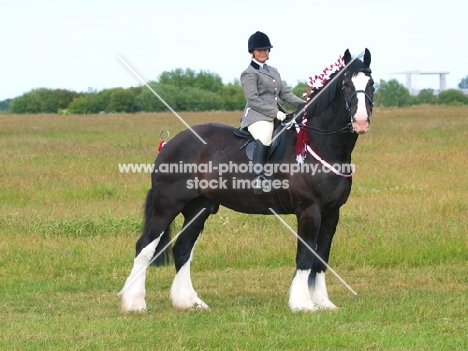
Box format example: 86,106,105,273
234,119,289,163
234,116,294,214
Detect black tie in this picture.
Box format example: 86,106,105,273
263,64,270,72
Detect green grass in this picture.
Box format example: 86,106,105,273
1,107,467,350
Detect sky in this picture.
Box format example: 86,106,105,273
1,0,466,101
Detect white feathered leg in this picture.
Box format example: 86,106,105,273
120,237,160,313
309,271,338,310
170,239,209,310
289,269,318,312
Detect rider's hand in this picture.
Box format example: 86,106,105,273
276,111,287,121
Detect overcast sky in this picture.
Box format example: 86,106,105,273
1,0,466,100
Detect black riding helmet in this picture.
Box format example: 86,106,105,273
248,31,273,53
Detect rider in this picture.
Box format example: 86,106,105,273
240,31,305,194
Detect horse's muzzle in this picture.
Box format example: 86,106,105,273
352,117,370,134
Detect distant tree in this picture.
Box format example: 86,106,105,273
374,79,413,107
157,68,223,93
68,92,108,114
134,83,180,112
177,87,224,111
158,68,196,89
52,89,79,110
103,87,141,113
220,81,245,110
9,95,28,113
134,82,224,112
193,70,224,93
9,88,77,113
417,89,437,105
438,89,468,105
292,81,308,99
0,98,12,111
458,76,468,89
67,94,90,114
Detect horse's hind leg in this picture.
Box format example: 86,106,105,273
170,197,218,310
120,215,172,313
120,188,181,313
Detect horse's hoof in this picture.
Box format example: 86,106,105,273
192,301,210,310
120,296,147,313
290,301,319,312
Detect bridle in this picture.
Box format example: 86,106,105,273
286,69,375,135
283,59,373,177
282,62,375,137
342,68,375,133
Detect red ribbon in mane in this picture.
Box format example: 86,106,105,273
295,113,310,163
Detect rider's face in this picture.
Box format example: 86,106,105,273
252,49,270,63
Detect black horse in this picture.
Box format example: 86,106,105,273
120,49,374,312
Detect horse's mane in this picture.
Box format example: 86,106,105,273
305,70,344,117
304,57,367,117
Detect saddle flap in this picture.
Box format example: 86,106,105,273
234,127,253,141
234,125,287,163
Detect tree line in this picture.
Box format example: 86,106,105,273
2,69,468,114
4,69,246,114
375,80,468,107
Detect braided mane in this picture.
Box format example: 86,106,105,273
302,55,345,117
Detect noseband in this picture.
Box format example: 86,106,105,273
342,69,374,133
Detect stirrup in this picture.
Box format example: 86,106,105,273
252,175,266,195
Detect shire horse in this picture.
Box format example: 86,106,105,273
120,49,374,312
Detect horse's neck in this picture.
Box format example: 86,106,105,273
307,104,357,164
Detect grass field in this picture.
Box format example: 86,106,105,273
1,106,467,350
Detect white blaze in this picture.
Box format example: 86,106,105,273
351,73,371,134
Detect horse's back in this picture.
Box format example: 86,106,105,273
156,123,245,163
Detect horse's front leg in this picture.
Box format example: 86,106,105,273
289,205,321,312
308,207,341,310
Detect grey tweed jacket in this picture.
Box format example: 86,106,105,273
240,60,304,128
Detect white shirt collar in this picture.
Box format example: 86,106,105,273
252,58,268,67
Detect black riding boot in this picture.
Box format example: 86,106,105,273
252,139,269,195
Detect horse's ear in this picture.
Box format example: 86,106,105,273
344,49,351,64
364,48,371,67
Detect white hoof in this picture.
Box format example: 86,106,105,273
120,292,147,313
171,294,210,310
192,298,210,310
289,300,319,312
315,299,338,310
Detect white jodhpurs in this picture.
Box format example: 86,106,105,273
247,120,274,146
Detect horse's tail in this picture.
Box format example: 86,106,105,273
142,188,173,266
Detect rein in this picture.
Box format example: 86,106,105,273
290,121,353,135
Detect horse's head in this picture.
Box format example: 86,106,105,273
342,48,374,134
